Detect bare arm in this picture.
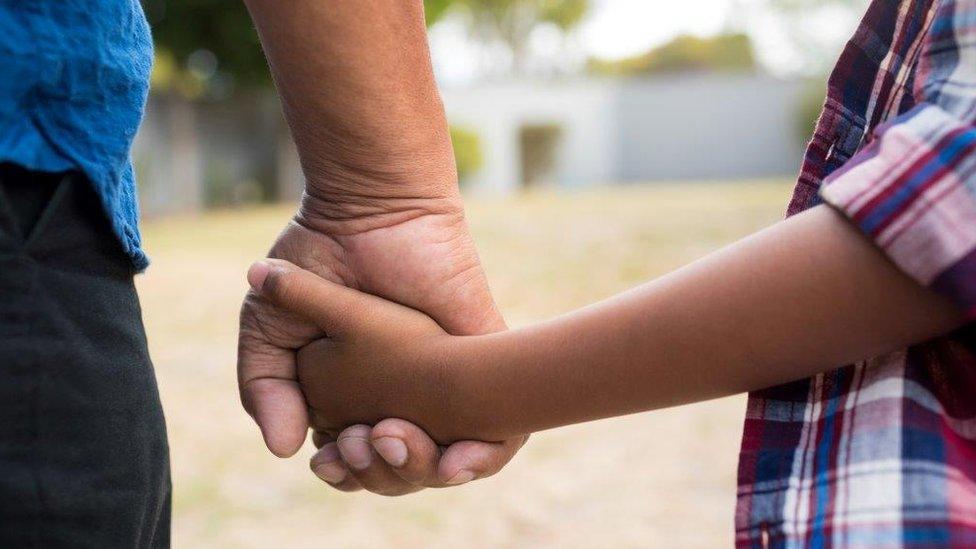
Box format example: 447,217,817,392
242,0,456,219
256,205,964,444
238,0,522,495
452,205,964,439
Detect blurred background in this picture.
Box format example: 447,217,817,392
135,0,866,546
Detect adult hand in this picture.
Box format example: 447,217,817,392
238,197,527,496
238,0,527,497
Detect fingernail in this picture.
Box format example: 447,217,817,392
445,469,476,485
247,261,271,292
337,436,373,470
312,460,348,484
310,443,348,484
373,437,408,468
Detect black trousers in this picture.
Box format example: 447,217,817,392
0,165,171,547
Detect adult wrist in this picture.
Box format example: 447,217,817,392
297,182,463,233
297,150,462,233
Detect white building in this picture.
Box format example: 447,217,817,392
132,74,808,216
441,73,807,192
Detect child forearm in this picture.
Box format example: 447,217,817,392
452,205,964,440
252,205,965,445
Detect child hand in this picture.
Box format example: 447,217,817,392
247,259,479,445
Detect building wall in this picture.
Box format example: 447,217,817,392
133,93,283,217
441,74,807,193
442,80,620,193
615,75,806,181
132,75,809,215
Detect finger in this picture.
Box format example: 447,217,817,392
239,376,309,458
312,428,340,449
370,418,445,487
438,435,530,486
310,441,362,492
238,297,309,458
248,259,374,336
336,425,423,497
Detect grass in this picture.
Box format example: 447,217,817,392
138,180,794,548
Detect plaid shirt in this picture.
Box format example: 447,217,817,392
735,0,976,547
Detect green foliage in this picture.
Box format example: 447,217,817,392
795,77,828,141
766,0,868,73
425,0,457,25
147,0,456,96
589,33,757,77
143,0,269,94
450,126,484,184
144,0,588,94
446,0,590,71
454,0,588,31
539,0,588,30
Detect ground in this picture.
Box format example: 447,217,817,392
138,180,794,548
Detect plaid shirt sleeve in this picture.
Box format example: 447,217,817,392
820,0,976,319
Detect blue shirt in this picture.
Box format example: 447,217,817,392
0,1,153,269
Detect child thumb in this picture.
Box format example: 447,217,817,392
247,259,369,335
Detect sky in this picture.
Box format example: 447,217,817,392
579,0,734,60
429,0,864,84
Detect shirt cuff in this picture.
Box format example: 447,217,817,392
820,105,976,320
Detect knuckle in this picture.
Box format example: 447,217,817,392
332,481,363,493
364,481,417,497
262,267,289,298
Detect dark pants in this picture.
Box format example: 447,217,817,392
0,165,171,547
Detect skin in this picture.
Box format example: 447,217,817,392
238,0,526,495
248,205,965,444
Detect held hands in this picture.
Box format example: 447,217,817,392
238,212,527,495
239,0,528,495
248,259,482,445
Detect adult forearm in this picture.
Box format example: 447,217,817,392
244,0,458,223
456,206,964,440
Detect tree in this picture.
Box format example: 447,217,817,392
765,0,867,73
142,0,483,204
425,0,458,26
588,33,757,77
144,0,458,95
142,0,270,95
451,0,590,74
449,126,484,185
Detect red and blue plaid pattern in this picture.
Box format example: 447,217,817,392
736,0,976,546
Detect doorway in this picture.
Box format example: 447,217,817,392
519,123,563,189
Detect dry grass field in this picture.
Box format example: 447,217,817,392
137,180,794,548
